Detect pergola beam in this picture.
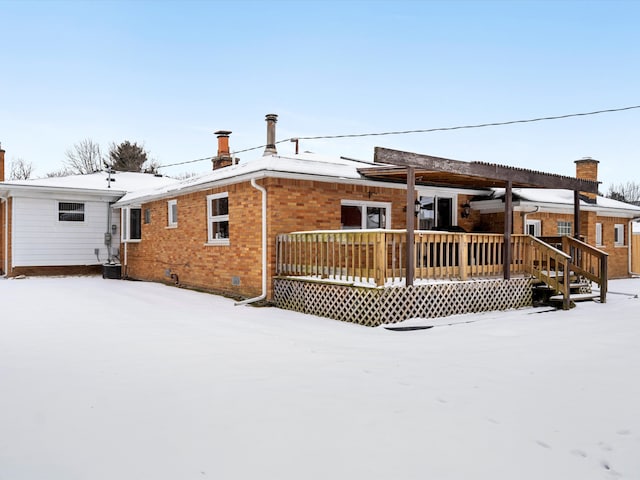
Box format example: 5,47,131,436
374,147,600,193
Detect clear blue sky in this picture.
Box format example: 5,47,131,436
1,0,638,191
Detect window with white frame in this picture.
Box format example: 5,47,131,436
417,195,456,230
58,202,85,222
525,219,541,237
207,193,229,244
121,207,142,241
557,221,572,236
614,224,625,246
167,200,178,227
341,200,391,229
595,223,603,246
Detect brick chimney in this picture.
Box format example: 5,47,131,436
0,144,5,182
263,114,278,156
212,130,233,170
575,157,599,202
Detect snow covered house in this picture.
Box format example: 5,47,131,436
0,147,178,277
110,115,640,325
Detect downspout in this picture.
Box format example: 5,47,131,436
1,196,7,277
629,217,640,275
522,206,540,234
235,177,267,306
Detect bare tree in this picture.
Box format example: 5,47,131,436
10,158,34,180
65,138,103,174
46,168,72,178
607,182,640,205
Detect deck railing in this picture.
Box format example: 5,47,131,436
562,236,608,303
276,230,532,286
275,230,608,308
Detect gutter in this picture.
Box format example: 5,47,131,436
235,178,267,306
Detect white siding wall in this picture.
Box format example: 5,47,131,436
13,197,110,266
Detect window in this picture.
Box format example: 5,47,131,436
557,221,572,236
144,208,151,224
340,200,391,229
614,224,625,246
595,223,603,246
58,202,84,222
417,195,455,230
167,200,178,227
121,207,141,241
525,219,541,237
207,193,229,244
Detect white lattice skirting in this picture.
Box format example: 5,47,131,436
273,277,534,327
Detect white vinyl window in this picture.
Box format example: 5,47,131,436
121,207,142,242
167,200,178,228
595,223,603,246
58,202,85,222
207,193,229,244
557,221,572,236
614,224,625,246
340,200,391,229
525,219,541,237
417,195,456,230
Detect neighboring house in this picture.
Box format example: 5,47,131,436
0,148,178,276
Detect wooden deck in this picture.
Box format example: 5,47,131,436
276,230,608,310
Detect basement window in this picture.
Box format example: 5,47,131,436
207,193,229,245
121,207,142,242
58,202,85,222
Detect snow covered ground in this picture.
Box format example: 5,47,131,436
1,275,639,480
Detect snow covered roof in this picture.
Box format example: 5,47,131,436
114,152,382,206
0,170,179,197
483,188,640,216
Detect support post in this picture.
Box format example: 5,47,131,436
406,167,416,287
503,180,513,280
574,190,581,239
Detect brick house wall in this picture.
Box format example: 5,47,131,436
503,210,631,278
123,178,410,300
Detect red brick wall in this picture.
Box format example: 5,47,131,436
487,210,632,279
122,179,410,300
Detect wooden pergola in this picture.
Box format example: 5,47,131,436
361,147,601,286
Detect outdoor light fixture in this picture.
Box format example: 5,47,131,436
403,199,423,215
461,202,471,218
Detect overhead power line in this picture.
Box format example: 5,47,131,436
157,104,640,169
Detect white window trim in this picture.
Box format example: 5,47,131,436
525,219,541,237
57,201,85,223
595,223,603,246
557,221,572,236
121,206,142,243
206,192,230,245
167,199,178,228
614,224,625,247
341,200,392,229
416,191,459,228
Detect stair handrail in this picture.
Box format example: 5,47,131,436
561,236,608,303
526,236,572,309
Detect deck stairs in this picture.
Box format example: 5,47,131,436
527,235,608,310
532,270,600,308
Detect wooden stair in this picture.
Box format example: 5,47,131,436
533,274,598,308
